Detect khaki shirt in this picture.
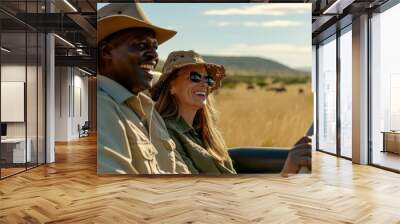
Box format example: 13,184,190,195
165,116,236,174
97,75,190,174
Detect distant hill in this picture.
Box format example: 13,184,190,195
295,66,311,73
156,55,309,76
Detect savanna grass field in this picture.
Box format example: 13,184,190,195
214,77,313,148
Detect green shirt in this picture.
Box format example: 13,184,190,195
164,116,236,174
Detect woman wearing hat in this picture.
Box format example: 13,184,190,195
152,50,236,174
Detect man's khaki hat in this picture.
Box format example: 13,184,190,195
97,3,176,44
151,50,226,101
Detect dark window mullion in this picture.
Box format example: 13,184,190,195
336,29,341,157
72,68,75,118
367,11,373,166
24,0,28,171
36,0,39,167
0,21,2,179
44,0,48,165
316,45,319,151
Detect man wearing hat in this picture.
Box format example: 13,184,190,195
97,3,190,174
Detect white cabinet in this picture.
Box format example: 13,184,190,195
1,138,32,163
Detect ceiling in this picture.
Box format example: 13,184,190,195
0,0,97,72
310,0,390,43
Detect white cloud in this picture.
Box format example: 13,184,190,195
214,43,311,68
243,20,302,28
204,4,310,16
216,21,231,27
214,20,303,28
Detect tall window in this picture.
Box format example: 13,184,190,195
317,35,337,154
371,3,400,171
339,27,352,158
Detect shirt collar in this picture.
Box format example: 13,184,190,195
97,74,134,104
125,93,155,120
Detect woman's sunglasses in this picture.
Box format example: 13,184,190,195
189,71,216,87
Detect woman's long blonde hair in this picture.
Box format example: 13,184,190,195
154,69,229,162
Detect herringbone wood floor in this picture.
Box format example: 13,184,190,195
1,135,400,224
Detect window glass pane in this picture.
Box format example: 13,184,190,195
340,28,352,158
371,3,400,171
25,0,39,169
1,30,27,177
0,1,46,178
27,31,38,169
38,32,45,165
317,36,337,154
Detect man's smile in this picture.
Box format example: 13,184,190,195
139,63,155,71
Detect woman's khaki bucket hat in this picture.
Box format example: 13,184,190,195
97,3,176,44
151,50,226,101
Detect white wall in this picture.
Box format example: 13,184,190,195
1,65,29,138
1,64,46,164
55,67,89,141
1,65,26,81
1,82,25,122
55,66,69,141
70,72,89,139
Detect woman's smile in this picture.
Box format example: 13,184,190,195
192,89,208,101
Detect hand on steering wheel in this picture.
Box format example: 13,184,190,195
280,136,312,177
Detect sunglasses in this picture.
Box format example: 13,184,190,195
189,71,216,87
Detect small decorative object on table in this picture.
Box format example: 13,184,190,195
381,131,400,154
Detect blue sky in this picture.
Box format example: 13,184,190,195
98,3,311,69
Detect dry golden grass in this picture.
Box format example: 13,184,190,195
214,83,313,148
